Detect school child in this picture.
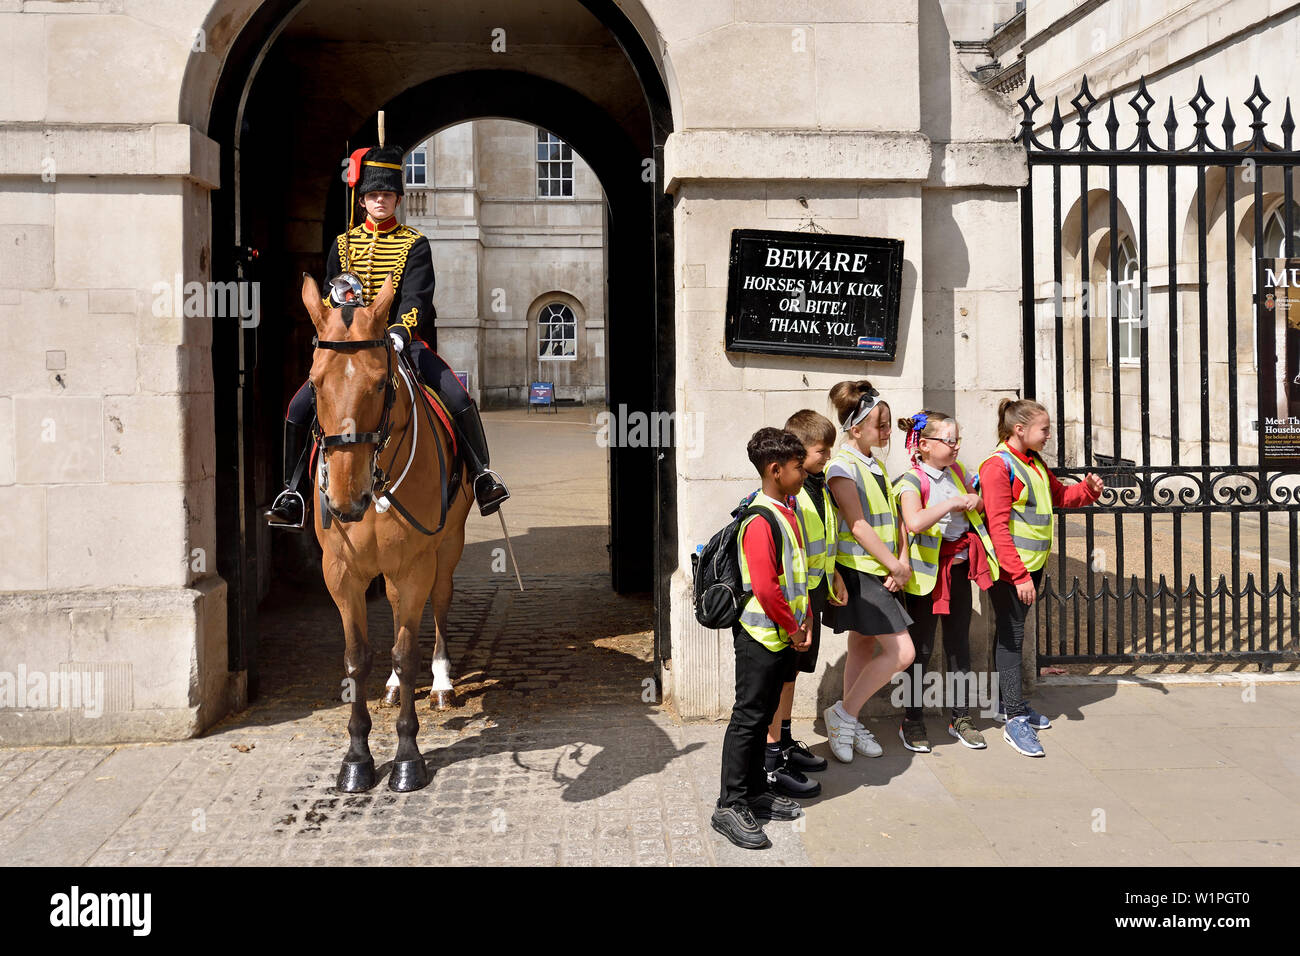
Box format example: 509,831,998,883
761,411,849,798
821,381,916,763
712,428,814,850
894,410,1001,752
979,399,1105,757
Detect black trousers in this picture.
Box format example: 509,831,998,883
718,627,793,808
286,342,470,426
988,567,1044,719
902,557,974,720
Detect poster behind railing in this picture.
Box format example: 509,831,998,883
1260,258,1300,471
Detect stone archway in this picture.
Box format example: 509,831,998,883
201,0,677,696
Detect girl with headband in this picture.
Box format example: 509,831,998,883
820,380,915,763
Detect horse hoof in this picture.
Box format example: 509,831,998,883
336,756,376,792
381,685,401,707
430,689,454,711
388,758,430,792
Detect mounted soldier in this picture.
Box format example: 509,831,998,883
267,134,510,529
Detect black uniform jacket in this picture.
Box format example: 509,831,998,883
325,217,437,349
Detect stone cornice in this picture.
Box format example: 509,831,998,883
0,124,219,189
664,129,934,192
664,129,1026,191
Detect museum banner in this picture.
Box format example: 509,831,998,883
1260,258,1300,470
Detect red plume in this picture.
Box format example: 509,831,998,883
346,147,370,188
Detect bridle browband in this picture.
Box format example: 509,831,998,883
311,304,450,535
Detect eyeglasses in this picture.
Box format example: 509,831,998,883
923,436,961,447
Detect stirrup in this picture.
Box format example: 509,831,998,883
266,488,306,530
472,468,510,516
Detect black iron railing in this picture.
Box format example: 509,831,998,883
1017,74,1300,666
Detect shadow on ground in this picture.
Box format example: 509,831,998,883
204,524,707,802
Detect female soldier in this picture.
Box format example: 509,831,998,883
267,143,509,528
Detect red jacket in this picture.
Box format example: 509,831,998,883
740,497,804,637
978,445,1099,585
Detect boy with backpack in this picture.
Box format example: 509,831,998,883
761,410,846,797
710,427,812,850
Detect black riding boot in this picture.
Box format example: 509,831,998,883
266,419,313,530
451,402,510,516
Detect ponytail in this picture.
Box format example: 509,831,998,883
997,398,1048,443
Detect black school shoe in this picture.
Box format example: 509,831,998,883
748,789,804,821
768,763,821,798
711,803,771,850
784,739,828,772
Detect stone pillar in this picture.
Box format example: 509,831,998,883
660,0,1026,720
0,123,244,743
426,123,485,404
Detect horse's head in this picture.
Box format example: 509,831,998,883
301,272,398,523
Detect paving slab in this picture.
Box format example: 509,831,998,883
1097,766,1300,844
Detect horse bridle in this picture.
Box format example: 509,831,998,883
310,304,449,535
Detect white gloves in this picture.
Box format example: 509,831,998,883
389,331,406,353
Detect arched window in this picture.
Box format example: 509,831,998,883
538,303,577,360
1106,235,1141,364
1263,204,1300,259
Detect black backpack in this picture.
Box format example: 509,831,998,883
692,502,783,629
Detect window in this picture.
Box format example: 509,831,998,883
1263,205,1300,259
1106,236,1142,364
538,303,577,360
536,130,573,197
404,148,427,186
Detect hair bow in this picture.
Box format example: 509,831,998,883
905,410,929,457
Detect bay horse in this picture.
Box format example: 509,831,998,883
300,273,473,793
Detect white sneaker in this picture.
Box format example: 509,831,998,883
823,705,856,763
853,722,883,757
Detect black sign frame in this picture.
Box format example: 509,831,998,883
724,228,904,362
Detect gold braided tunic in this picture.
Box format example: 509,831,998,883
325,216,436,346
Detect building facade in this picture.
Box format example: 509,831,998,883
401,120,608,408
958,0,1300,472
6,0,1289,744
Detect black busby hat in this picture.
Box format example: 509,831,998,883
355,145,405,196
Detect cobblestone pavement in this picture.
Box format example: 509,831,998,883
0,568,808,866
0,408,808,866
3,408,1297,866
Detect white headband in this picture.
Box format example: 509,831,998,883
841,394,879,432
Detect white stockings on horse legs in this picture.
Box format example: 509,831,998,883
431,639,453,694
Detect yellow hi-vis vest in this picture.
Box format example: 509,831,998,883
737,499,810,651
794,480,837,591
893,461,1001,596
980,442,1055,572
829,449,899,578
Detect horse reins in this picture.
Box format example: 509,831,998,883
311,305,451,536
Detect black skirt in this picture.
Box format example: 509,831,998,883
822,565,914,636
